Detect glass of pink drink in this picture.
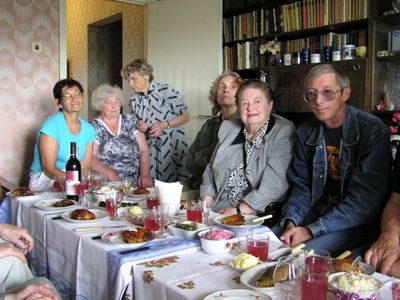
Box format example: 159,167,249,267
301,249,330,300
144,210,160,232
186,203,202,223
146,194,160,209
105,195,118,221
246,234,269,261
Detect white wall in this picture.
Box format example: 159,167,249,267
147,0,222,144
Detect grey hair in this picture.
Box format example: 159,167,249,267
304,64,350,90
235,80,274,106
91,84,123,112
121,58,154,82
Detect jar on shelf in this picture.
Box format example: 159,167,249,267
342,45,356,60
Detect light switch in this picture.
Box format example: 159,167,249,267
32,42,42,53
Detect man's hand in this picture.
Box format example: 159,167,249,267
137,175,153,188
0,224,33,255
280,221,312,248
0,243,27,263
5,284,59,300
364,231,400,275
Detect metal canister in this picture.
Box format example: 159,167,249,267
342,45,356,60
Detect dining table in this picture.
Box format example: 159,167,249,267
6,187,291,300
5,187,394,300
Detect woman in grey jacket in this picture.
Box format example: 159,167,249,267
200,80,295,216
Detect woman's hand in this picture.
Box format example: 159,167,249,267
5,284,59,300
0,243,27,264
138,175,153,187
148,122,165,138
136,120,148,133
0,224,33,254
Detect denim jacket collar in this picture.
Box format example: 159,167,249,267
305,105,360,147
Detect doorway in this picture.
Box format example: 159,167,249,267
88,14,123,119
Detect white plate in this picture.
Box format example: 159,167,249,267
213,215,264,229
34,199,77,211
61,209,108,223
101,228,154,245
240,262,277,293
203,289,272,300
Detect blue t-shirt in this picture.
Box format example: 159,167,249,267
30,112,96,173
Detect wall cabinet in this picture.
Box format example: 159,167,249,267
223,0,400,121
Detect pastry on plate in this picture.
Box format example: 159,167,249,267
71,209,95,220
132,187,150,195
54,199,75,207
222,214,245,226
10,187,34,197
121,228,152,243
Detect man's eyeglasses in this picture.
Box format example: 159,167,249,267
303,89,343,103
61,91,82,101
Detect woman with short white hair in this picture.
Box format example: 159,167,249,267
90,84,152,187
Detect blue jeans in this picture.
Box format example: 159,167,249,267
271,223,380,258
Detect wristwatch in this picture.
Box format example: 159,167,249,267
166,121,171,129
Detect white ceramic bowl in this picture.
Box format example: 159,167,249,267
167,221,208,240
329,272,382,300
199,229,236,255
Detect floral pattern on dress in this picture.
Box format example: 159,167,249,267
90,114,140,182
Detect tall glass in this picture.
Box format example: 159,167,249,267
201,198,214,225
301,249,330,300
105,191,118,220
53,176,66,198
273,254,302,300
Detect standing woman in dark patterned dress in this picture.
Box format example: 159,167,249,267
121,59,190,182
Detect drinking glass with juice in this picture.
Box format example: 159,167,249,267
186,202,202,223
246,234,269,261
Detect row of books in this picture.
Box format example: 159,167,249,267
223,0,369,43
279,29,367,53
223,41,259,71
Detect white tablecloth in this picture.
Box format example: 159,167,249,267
9,193,290,300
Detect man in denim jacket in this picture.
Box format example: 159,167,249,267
275,64,392,256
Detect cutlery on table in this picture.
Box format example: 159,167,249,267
74,225,127,232
244,214,273,225
119,246,151,255
91,235,103,240
290,243,305,254
52,216,63,220
336,250,352,260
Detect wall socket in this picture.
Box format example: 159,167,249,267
32,42,42,53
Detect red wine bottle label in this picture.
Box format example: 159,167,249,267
66,170,80,195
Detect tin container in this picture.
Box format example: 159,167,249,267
342,45,356,60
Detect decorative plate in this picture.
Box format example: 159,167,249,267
101,228,154,246
213,215,264,229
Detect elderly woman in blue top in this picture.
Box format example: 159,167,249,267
29,79,95,192
200,81,295,215
90,84,153,187
121,59,189,182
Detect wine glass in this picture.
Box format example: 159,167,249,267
201,198,214,225
53,176,66,198
121,179,132,200
273,254,303,300
154,205,169,239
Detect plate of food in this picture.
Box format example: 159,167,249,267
61,208,108,223
128,186,156,198
240,262,277,293
102,227,154,245
7,187,37,199
34,199,77,211
213,214,264,229
203,289,272,300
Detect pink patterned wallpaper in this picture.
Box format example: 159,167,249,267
0,0,60,187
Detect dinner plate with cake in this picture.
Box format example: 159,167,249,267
213,214,264,229
34,199,78,211
61,208,108,223
101,227,154,246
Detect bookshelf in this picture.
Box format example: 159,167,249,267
370,1,400,113
222,0,381,115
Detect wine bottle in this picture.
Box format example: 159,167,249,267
65,142,81,200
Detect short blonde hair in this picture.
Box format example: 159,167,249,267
91,84,122,112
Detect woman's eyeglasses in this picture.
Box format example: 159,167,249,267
61,91,82,101
303,88,343,103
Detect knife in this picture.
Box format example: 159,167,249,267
74,225,127,232
119,246,150,255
